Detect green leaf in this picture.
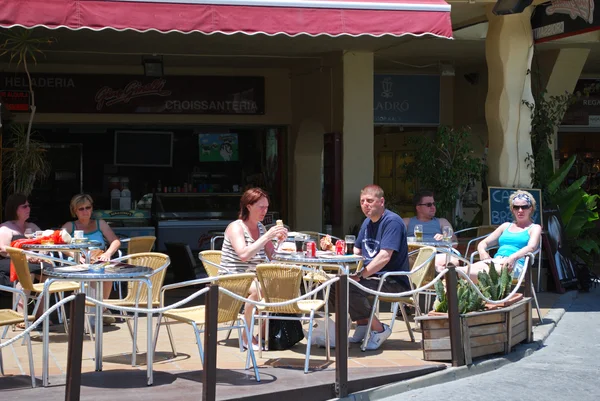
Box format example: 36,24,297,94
548,155,576,194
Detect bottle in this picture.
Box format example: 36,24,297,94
111,188,121,210
120,180,132,211
157,180,162,193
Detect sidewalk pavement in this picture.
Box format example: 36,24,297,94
335,290,578,401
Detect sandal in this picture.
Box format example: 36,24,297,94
242,336,264,351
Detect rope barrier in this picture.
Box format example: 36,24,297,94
348,268,449,298
0,294,77,348
217,276,340,307
85,286,210,314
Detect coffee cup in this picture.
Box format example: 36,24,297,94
74,230,84,239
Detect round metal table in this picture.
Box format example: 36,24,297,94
270,251,363,274
41,263,155,386
22,240,104,264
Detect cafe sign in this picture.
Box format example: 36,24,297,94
373,74,440,125
532,0,600,43
0,74,265,115
0,89,30,112
561,78,600,126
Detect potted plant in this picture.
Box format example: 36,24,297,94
403,126,485,227
0,28,54,196
416,277,532,363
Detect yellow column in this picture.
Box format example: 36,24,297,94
485,6,534,188
342,52,374,233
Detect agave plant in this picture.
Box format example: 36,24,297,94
477,262,512,301
3,124,50,196
433,279,486,314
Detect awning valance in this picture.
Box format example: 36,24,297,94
0,0,452,39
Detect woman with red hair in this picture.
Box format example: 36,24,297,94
221,187,287,350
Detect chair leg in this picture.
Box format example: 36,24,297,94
304,311,315,374
165,317,177,357
361,296,380,352
389,302,399,332
0,344,4,375
26,329,36,387
125,318,138,352
241,317,261,382
152,314,163,355
224,320,235,341
57,293,69,335
398,303,415,342
131,313,139,366
531,283,543,324
192,322,204,365
54,293,62,324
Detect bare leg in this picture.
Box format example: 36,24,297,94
103,281,112,299
242,281,260,346
434,254,462,272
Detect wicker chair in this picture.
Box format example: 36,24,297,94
199,250,229,277
126,236,156,254
155,273,261,382
0,284,35,387
254,263,330,373
5,247,82,335
360,246,436,351
86,252,170,365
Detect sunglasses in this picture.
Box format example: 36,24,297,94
512,204,531,211
418,202,436,207
77,206,92,212
19,203,31,209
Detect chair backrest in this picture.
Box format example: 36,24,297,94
199,250,222,277
215,273,255,324
5,247,35,291
164,242,198,283
125,252,170,305
256,263,303,314
127,236,156,254
409,246,437,288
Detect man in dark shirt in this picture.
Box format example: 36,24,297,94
349,184,409,350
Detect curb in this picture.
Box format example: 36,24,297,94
335,290,579,401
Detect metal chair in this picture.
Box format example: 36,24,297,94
154,273,261,382
199,250,229,277
360,246,436,350
0,284,36,387
5,247,81,335
253,263,330,373
114,236,157,297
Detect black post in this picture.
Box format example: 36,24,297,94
334,274,348,398
65,293,86,401
202,284,219,401
445,265,465,367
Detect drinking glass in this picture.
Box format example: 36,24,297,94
24,228,34,239
443,226,453,242
295,234,306,253
344,235,356,255
414,225,423,242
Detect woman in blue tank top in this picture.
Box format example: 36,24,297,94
61,194,121,299
466,190,541,281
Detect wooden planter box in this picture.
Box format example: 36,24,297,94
415,298,532,364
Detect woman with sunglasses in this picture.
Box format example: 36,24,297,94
466,190,542,281
61,194,121,303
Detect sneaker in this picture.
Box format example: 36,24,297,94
348,324,368,343
365,323,392,351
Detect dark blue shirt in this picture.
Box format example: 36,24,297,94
356,209,409,285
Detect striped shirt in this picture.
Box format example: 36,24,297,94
221,220,268,272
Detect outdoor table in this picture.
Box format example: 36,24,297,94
41,262,155,387
270,251,363,274
407,236,459,268
22,240,104,264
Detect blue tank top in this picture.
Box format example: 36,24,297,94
71,220,106,249
496,224,531,258
407,217,442,240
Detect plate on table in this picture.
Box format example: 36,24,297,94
276,242,297,254
71,238,89,244
54,265,90,273
315,250,335,257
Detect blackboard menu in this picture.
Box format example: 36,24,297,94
488,187,543,226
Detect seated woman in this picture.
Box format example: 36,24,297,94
0,193,45,320
61,194,121,323
466,190,542,282
221,187,288,350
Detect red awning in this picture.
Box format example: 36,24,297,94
0,0,452,39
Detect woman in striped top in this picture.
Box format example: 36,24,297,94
221,187,288,350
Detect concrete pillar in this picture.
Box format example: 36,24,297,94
342,52,374,233
536,48,589,164
485,6,534,188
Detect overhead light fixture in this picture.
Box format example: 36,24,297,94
142,55,164,77
492,0,533,16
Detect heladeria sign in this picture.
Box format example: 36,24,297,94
0,74,265,115
531,0,600,43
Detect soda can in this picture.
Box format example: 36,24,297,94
335,240,346,255
306,241,316,257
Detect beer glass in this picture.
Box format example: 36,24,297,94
443,226,453,242
24,228,34,239
344,235,356,255
414,225,423,242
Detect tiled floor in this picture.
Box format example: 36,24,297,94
0,290,562,399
